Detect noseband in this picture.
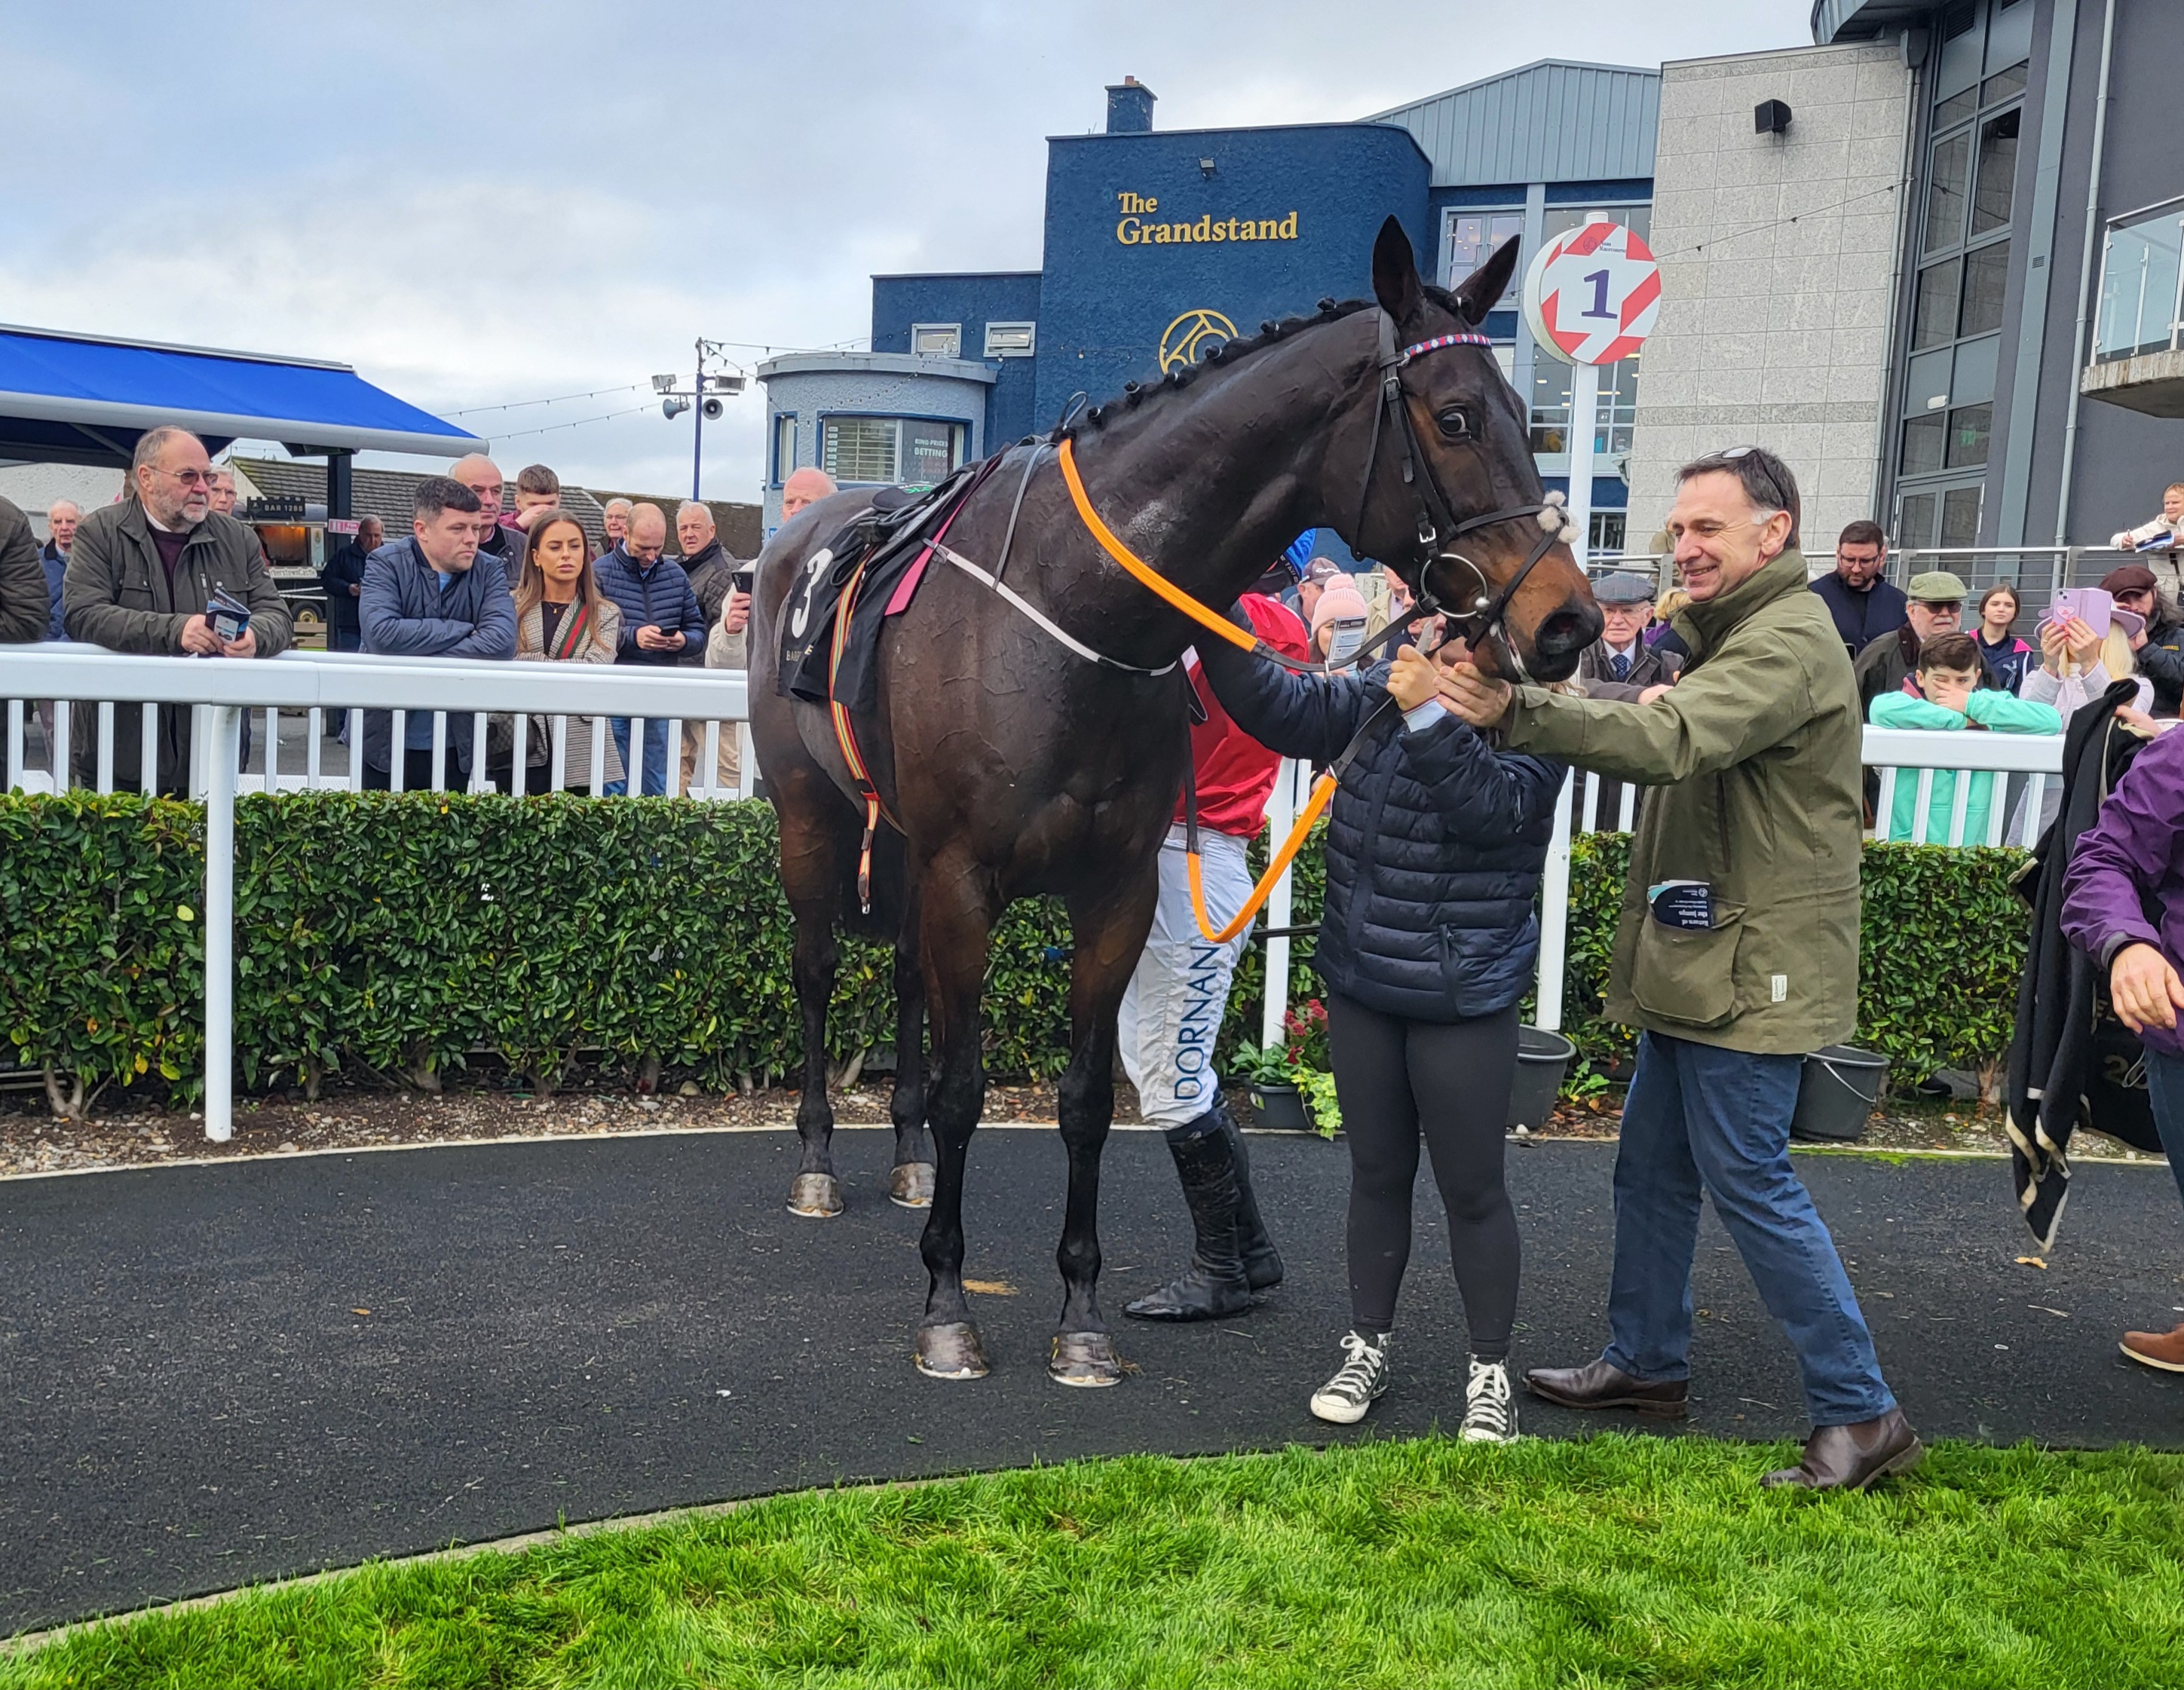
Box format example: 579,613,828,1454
1351,309,1577,679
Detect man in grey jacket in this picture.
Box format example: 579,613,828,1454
62,427,292,792
0,494,45,647
358,476,515,789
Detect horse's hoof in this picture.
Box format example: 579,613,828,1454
914,1321,989,1380
889,1162,937,1209
787,1173,844,1218
1049,1330,1124,1388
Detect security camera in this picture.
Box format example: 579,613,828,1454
651,374,679,394
662,395,691,418
702,396,724,420
709,372,746,396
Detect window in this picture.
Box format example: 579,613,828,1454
983,321,1036,358
1924,133,1969,253
910,323,961,358
1945,402,1993,468
771,412,797,485
1971,109,2020,237
1940,485,1983,546
1959,242,2010,336
1901,412,1947,476
819,416,969,487
1541,204,1651,247
1527,351,1639,458
1442,210,1522,295
1913,259,1963,350
1589,511,1625,554
1898,490,1939,548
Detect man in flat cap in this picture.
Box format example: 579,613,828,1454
1855,570,1975,720
2104,563,2184,716
1573,571,1683,828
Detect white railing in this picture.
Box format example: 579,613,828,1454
0,643,2073,1127
3,643,752,1140
1524,724,2066,1032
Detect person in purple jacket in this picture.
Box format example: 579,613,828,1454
2060,722,2184,1373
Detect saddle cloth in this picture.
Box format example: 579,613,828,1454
777,462,989,719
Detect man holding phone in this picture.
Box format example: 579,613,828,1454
675,499,749,792
62,425,291,793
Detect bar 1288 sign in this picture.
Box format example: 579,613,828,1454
1520,217,1659,567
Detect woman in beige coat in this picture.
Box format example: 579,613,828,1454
492,511,623,793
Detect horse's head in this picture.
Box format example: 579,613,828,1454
1350,216,1601,683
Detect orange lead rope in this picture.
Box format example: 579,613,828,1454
1187,768,1339,945
1058,437,1257,655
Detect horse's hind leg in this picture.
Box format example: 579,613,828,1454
887,896,936,1208
911,852,996,1379
779,784,848,1217
1049,860,1162,1387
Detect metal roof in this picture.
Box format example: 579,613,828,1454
1812,0,1933,44
0,323,479,468
1367,59,1661,187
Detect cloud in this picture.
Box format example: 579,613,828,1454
0,0,1812,501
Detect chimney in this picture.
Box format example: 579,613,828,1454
1105,75,1156,135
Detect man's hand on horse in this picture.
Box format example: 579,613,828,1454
1440,661,1513,729
1385,645,1441,712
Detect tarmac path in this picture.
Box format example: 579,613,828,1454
2,1128,2179,1632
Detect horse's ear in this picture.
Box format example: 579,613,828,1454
1452,236,1522,325
1371,215,1423,323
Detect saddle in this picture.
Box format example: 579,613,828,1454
775,456,1004,909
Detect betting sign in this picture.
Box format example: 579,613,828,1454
1521,220,1660,367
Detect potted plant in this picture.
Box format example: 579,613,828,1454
1227,1001,1343,1138
1230,1041,1311,1133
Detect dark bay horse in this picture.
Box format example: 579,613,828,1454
748,217,1600,1385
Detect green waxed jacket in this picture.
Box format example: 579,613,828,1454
1504,549,1861,1055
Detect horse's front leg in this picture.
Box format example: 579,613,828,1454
1049,858,1162,1386
911,850,996,1379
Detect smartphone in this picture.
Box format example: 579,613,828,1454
2051,587,2111,638
731,566,755,595
206,602,250,643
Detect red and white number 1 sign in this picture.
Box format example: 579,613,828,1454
1521,220,1659,367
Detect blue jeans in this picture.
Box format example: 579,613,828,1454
608,717,672,797
1602,1030,1895,1426
2137,1047,2184,1211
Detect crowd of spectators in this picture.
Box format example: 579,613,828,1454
0,427,820,798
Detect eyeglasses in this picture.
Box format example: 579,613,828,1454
1914,601,1962,616
151,467,216,487
1699,444,1792,517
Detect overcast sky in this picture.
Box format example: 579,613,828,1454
3,1,1812,503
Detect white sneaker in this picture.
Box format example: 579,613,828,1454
1461,1355,1519,1444
1309,1329,1390,1425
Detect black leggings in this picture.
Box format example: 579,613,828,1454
1327,993,1521,1360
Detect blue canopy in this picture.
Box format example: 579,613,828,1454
0,324,481,467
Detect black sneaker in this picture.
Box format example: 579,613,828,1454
1461,1356,1519,1444
1309,1329,1390,1425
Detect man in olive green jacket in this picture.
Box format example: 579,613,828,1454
63,427,292,794
1445,446,1919,1493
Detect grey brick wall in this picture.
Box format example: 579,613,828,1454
1623,41,1911,564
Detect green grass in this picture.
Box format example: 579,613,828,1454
7,1436,2181,1688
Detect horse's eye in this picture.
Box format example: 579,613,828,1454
1436,407,1473,442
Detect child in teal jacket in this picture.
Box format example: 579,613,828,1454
1869,631,2062,843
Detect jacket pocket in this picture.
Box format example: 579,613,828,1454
1630,901,1746,1029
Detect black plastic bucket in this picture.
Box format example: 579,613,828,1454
1507,1027,1576,1130
1244,1083,1313,1133
1791,1045,1888,1142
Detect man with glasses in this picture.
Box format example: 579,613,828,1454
1441,445,1921,1493
1855,571,1970,720
1810,519,1906,665
61,425,292,793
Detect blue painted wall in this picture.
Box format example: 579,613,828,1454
871,271,1043,445
1030,123,1432,427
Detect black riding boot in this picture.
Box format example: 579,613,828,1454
1124,1116,1254,1321
1215,1091,1284,1292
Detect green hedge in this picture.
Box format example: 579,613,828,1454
0,793,2028,1107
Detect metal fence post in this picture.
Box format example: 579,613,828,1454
1533,770,1575,1033
203,704,238,1143
1260,758,1302,1050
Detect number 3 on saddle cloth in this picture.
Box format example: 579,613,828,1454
776,456,1005,909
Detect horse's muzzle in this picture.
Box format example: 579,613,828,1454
1526,595,1604,681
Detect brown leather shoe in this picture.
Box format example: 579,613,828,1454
1523,1358,1689,1419
1761,1409,1924,1491
2120,1321,2184,1373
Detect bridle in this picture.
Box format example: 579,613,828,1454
1349,308,1578,680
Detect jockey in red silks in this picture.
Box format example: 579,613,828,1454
1119,584,1309,1321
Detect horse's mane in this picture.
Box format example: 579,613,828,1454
1046,282,1477,442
